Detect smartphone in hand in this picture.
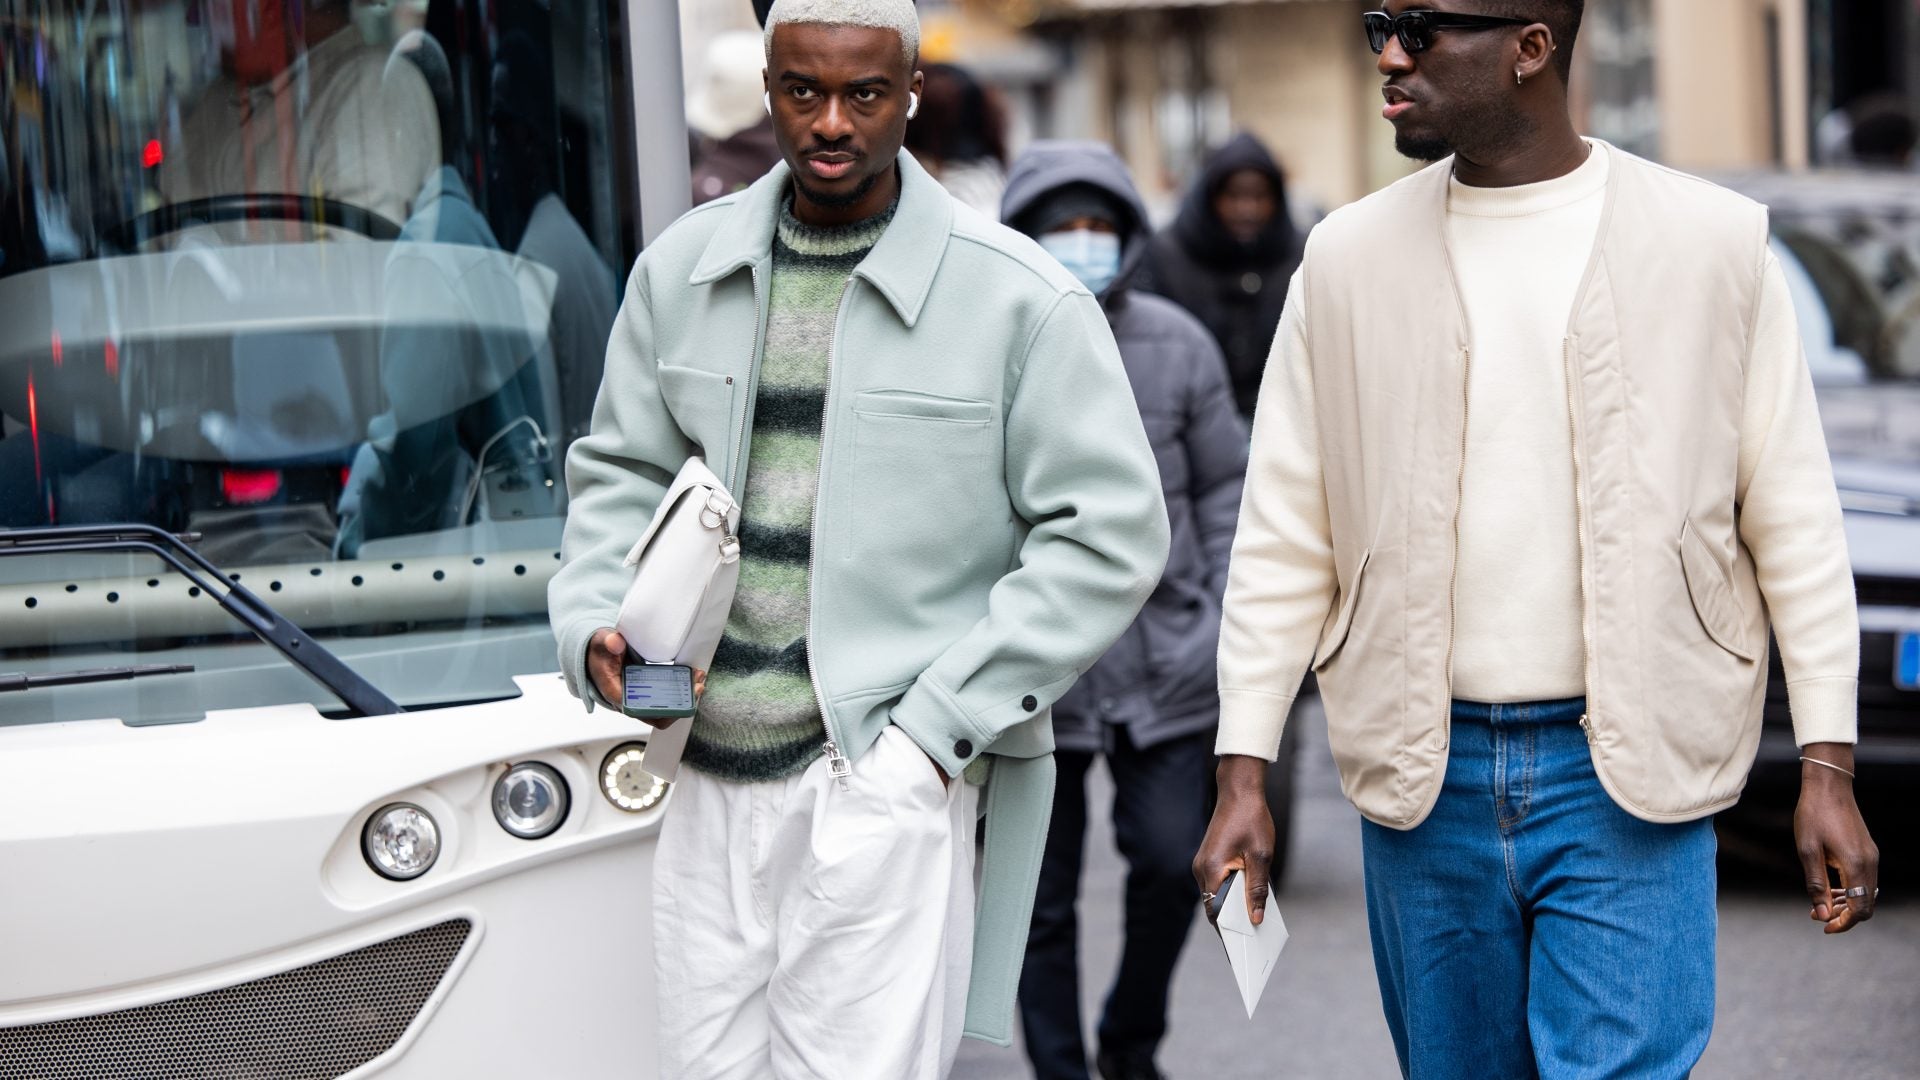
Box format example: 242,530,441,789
1208,869,1239,923
621,664,699,723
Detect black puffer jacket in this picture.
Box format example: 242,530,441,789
1003,140,1249,753
1136,133,1304,419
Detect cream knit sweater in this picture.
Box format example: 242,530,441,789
1217,143,1860,760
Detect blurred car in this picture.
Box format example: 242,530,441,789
1715,170,1920,864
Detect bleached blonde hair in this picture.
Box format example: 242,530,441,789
763,0,921,69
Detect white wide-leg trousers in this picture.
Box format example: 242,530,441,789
653,726,978,1080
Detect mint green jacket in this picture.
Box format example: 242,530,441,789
549,152,1169,1043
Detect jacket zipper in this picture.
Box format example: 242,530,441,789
726,266,766,494
1563,335,1595,739
811,280,857,790
1440,347,1471,746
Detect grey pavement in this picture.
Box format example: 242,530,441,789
955,698,1919,1080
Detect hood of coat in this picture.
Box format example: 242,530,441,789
1173,131,1300,271
1001,139,1152,307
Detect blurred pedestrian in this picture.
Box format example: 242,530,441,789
550,1,1170,1076
1818,93,1920,170
904,63,1009,216
1846,93,1917,170
689,29,783,205
1136,132,1303,420
1195,3,1878,1078
1004,140,1247,1080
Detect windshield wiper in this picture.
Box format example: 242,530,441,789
0,524,402,717
1,664,195,693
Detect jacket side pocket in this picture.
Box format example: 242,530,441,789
1312,548,1371,672
1679,520,1757,662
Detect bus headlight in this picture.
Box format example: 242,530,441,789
601,743,668,812
492,762,570,839
363,803,440,880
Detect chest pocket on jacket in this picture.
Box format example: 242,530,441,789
845,389,1001,562
657,363,739,473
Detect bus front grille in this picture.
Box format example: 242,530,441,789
0,918,471,1080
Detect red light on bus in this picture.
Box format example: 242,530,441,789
27,375,43,483
142,140,164,168
221,469,284,505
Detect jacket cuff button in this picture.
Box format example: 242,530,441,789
954,739,974,759
1022,695,1038,712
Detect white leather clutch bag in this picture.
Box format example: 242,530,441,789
614,457,741,780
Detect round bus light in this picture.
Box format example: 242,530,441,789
601,744,668,812
362,803,440,881
492,762,570,839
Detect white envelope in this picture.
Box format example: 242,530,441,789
1214,872,1289,1018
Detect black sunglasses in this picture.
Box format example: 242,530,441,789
1363,9,1533,55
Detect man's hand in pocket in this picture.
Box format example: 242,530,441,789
923,748,952,789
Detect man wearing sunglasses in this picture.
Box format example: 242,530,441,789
1196,2,1879,1077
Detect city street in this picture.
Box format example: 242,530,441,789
5,3,1918,1077
956,698,1919,1080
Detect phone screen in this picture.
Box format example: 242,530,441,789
623,665,695,715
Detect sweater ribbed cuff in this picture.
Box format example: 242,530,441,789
1214,688,1295,762
1787,675,1858,747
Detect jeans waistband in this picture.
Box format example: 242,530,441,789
1450,698,1588,726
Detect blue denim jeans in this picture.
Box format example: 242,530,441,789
1361,699,1717,1079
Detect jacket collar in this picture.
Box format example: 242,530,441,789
689,149,954,328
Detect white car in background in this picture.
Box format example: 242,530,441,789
1716,170,1920,868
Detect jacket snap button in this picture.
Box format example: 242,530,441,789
954,739,974,759
1022,695,1038,712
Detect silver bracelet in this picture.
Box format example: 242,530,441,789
1800,756,1856,780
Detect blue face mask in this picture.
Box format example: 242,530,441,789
1039,229,1123,296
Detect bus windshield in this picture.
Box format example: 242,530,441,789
0,0,635,726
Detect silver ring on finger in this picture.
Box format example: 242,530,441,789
1845,885,1870,899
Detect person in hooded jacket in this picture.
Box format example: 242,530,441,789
1004,141,1248,1080
1136,132,1304,420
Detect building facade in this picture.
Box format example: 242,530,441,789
681,0,1916,213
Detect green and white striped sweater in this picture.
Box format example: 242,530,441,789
682,196,896,782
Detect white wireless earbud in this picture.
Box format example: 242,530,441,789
764,91,773,116
907,92,919,120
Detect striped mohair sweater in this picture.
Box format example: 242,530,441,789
682,196,896,782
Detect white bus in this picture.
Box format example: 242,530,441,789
0,2,691,1075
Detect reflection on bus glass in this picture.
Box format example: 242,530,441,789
0,0,630,726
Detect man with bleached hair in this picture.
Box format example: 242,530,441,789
547,1,1168,1077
